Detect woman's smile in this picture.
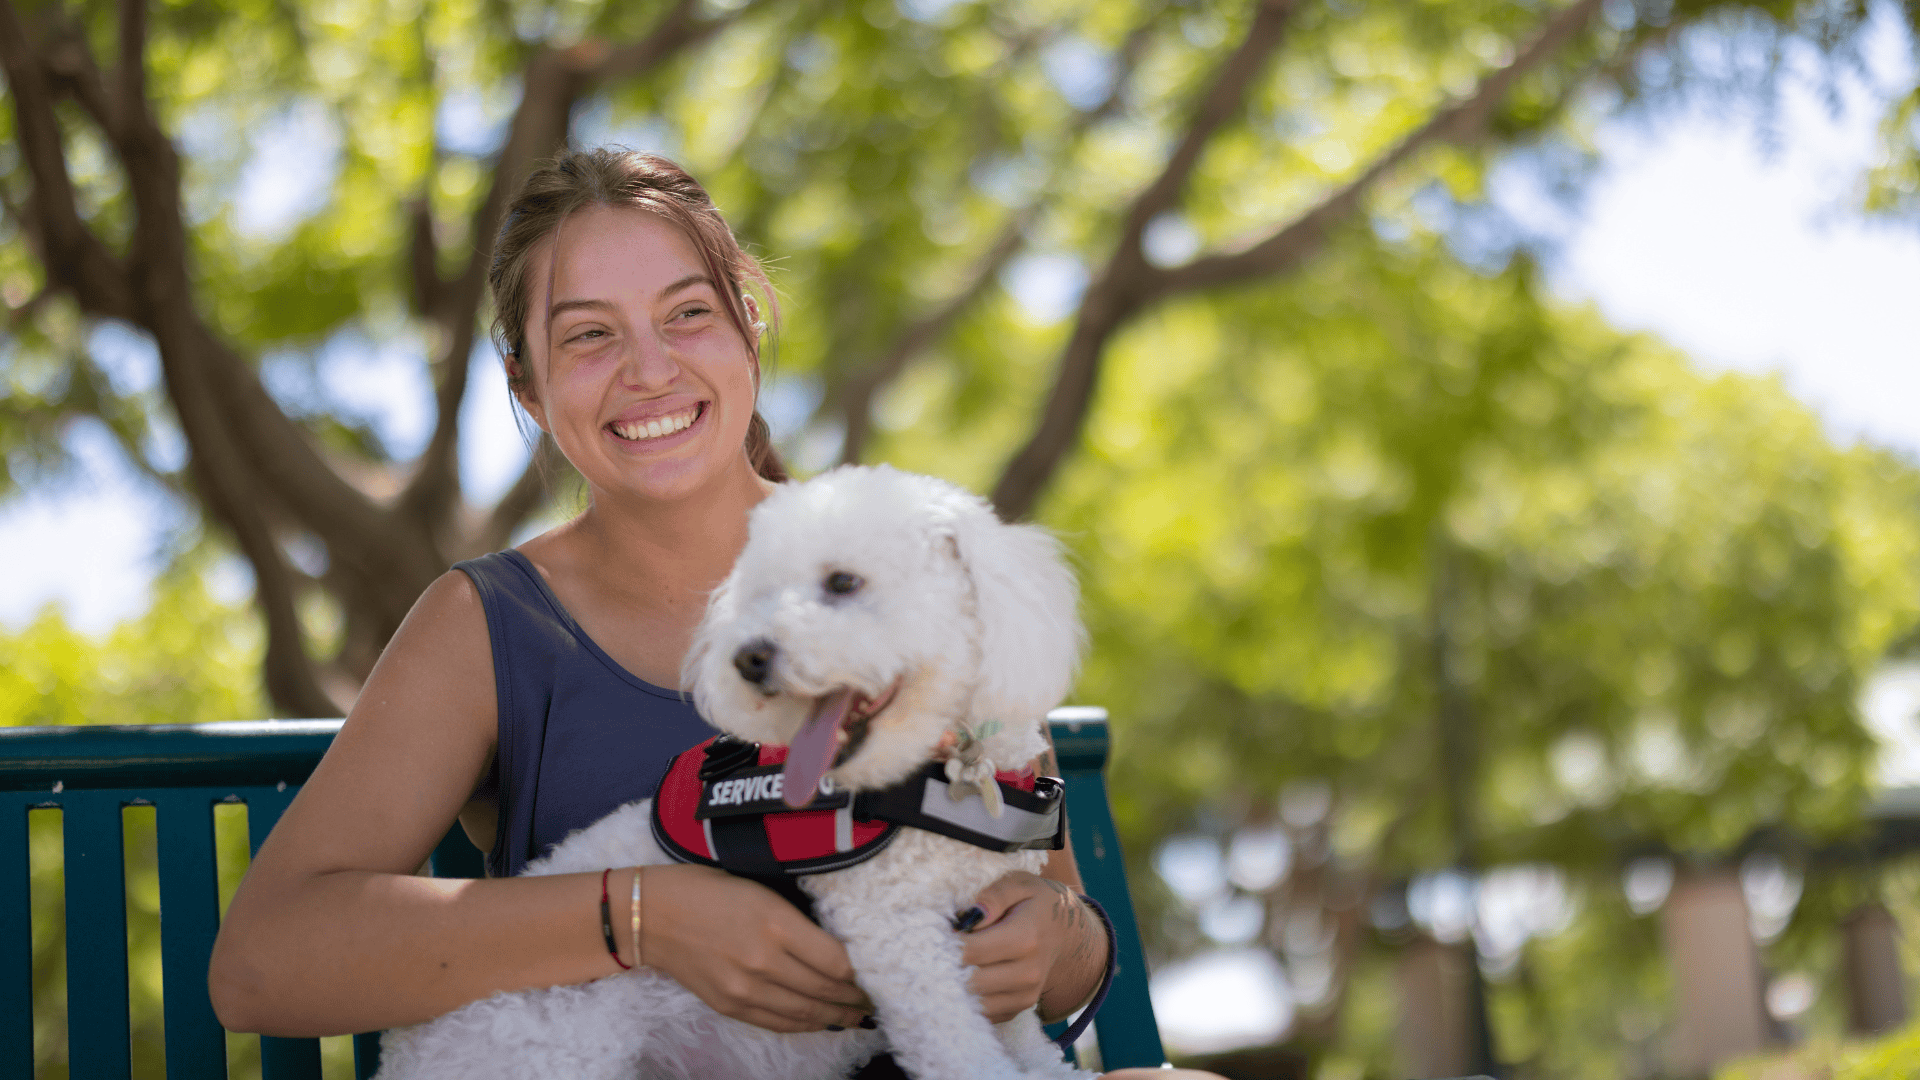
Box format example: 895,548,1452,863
607,400,707,448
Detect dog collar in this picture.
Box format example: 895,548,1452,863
650,735,1067,884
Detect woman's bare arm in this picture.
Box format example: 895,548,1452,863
208,571,625,1034
207,571,869,1036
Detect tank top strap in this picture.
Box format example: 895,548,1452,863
454,550,714,877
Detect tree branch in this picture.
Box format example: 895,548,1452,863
989,0,1301,519
1153,0,1608,299
68,354,192,498
990,0,1609,520
408,196,441,317
215,486,345,718
17,0,439,630
0,0,136,320
584,0,735,81
41,27,119,134
114,0,147,134
1117,0,1298,252
836,209,1034,464
832,7,1169,464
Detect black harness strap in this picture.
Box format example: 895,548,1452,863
708,814,783,877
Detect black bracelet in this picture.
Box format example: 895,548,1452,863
601,868,632,970
1054,894,1118,1052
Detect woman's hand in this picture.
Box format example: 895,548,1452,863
959,871,1108,1024
640,864,872,1033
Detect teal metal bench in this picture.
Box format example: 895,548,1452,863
1,707,1163,1078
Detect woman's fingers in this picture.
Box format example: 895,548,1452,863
641,865,869,1030
703,967,870,1031
960,875,1057,1022
778,915,868,1001
764,941,873,1012
960,869,1109,1023
964,871,1041,931
968,954,1048,1023
668,942,869,1030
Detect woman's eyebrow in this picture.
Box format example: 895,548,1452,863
546,297,616,328
546,276,713,328
657,273,713,302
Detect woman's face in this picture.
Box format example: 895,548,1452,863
516,205,760,505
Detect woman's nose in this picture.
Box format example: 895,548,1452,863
619,330,682,388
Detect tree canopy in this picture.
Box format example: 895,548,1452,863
8,0,1915,713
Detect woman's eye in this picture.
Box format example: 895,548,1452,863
675,306,711,321
566,328,606,344
823,571,863,596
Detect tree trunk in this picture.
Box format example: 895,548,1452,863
1660,868,1768,1076
1395,934,1476,1079
1841,902,1908,1036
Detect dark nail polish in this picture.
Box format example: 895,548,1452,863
826,1025,845,1032
858,1016,878,1030
953,906,985,932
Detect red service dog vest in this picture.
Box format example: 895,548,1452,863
650,736,1065,885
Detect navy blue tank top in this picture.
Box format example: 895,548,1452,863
455,550,717,878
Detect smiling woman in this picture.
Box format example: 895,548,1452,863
205,148,1132,1080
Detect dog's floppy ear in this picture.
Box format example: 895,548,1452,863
681,571,736,713
942,500,1084,724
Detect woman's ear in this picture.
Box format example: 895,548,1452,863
505,355,551,433
741,291,766,341
740,291,766,388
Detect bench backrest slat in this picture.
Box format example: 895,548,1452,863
155,791,239,1080
63,793,134,1079
3,798,34,1080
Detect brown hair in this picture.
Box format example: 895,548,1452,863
488,147,787,482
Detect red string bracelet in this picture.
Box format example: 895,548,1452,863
600,869,632,970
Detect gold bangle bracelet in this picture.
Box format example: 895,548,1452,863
630,868,644,968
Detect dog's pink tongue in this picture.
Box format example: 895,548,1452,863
783,689,854,808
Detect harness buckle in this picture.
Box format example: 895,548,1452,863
699,734,761,781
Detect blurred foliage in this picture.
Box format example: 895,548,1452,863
1030,234,1920,868
1718,1023,1920,1080
0,564,265,729
6,0,1920,1075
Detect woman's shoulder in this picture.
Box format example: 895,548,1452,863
450,546,563,625
379,569,496,678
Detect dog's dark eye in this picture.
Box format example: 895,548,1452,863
824,571,864,596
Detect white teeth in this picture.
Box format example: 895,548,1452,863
613,408,697,441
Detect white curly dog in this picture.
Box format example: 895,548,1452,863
375,465,1097,1080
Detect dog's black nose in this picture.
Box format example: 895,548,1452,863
733,639,776,684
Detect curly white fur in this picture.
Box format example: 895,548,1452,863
376,465,1095,1080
